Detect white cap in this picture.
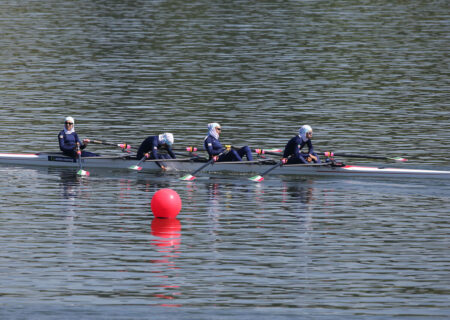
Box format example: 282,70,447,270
208,123,221,139
65,116,74,124
208,122,221,131
299,125,313,141
159,133,174,146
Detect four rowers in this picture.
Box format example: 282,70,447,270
58,116,321,165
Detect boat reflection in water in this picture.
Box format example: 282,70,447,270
150,218,182,307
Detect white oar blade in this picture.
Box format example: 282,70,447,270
249,175,264,182
129,165,142,171
180,174,196,181
77,169,90,176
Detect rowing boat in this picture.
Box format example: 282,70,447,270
0,152,449,179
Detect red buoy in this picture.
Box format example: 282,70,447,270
151,188,182,219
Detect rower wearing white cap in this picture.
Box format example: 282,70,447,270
136,133,176,161
58,116,98,158
204,123,253,162
283,125,321,164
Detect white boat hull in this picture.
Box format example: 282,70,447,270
0,152,449,179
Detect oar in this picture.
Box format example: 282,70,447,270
129,153,150,171
184,146,198,153
320,151,408,162
179,157,217,181
88,139,133,152
179,148,230,181
249,158,288,182
252,148,283,156
76,143,90,176
179,147,277,181
171,146,203,158
172,146,198,153
177,146,282,156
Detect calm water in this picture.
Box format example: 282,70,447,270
0,0,449,318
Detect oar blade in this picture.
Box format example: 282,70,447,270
129,165,143,171
249,175,264,182
180,174,196,181
77,169,90,176
391,157,408,162
264,148,282,153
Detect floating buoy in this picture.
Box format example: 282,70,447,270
151,188,182,219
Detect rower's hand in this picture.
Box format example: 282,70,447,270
309,154,317,162
213,156,219,162
161,165,167,171
83,139,90,145
144,153,150,159
281,158,288,164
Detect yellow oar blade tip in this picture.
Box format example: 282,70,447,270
249,175,264,182
180,174,196,181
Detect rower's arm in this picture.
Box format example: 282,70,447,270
306,139,314,154
167,146,176,159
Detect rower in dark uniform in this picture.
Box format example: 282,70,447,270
136,133,176,160
283,125,321,164
58,116,98,158
204,122,253,161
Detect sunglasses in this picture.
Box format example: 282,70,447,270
65,122,73,125
216,128,221,131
